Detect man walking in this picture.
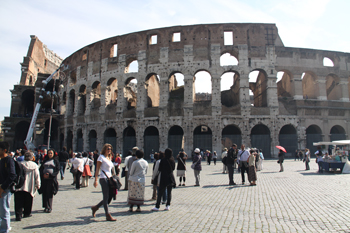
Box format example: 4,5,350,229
238,144,250,185
227,144,238,185
58,146,69,180
0,142,17,232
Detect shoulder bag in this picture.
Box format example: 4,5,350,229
102,170,122,190
191,156,201,169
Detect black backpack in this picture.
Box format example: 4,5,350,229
10,159,25,193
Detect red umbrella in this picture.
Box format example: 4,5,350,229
276,146,286,153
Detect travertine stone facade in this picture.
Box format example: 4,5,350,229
4,24,350,158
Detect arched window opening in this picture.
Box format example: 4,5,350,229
14,121,30,150
323,57,334,67
68,90,75,116
21,89,34,117
221,71,240,107
123,127,136,157
67,130,73,152
220,53,238,66
279,125,297,156
145,74,160,108
326,74,341,100
249,70,268,107
70,70,77,85
222,125,241,149
126,60,138,73
104,128,116,154
193,125,212,153
194,71,212,101
107,78,118,105
124,78,137,110
302,72,318,99
277,71,292,98
251,124,271,158
76,129,83,152
306,125,323,155
78,85,86,115
168,126,184,157
330,125,346,141
144,126,159,160
89,130,97,152
91,81,101,109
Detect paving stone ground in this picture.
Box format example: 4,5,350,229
9,159,350,233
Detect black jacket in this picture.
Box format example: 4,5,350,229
0,156,16,190
159,158,176,188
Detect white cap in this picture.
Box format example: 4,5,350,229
194,148,200,153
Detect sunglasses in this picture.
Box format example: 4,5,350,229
107,148,112,150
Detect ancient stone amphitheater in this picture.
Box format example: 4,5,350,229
5,23,350,158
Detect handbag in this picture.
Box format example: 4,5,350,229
222,156,227,165
82,158,92,177
102,170,122,190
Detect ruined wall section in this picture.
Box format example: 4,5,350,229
58,23,350,156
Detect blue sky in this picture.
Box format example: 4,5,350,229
0,0,349,121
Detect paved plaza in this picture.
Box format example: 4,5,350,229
9,159,350,232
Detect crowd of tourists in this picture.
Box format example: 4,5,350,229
1,140,330,231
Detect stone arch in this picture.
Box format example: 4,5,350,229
306,124,323,155
279,124,297,156
249,69,268,107
330,125,346,141
14,121,30,150
106,78,118,105
168,125,184,156
222,125,242,149
104,128,116,154
194,70,212,102
144,126,159,160
221,71,240,107
21,89,34,116
301,71,318,99
193,125,212,152
68,90,75,116
125,59,138,73
67,130,73,152
91,81,101,110
323,57,334,67
251,124,271,157
168,72,184,116
124,77,137,112
76,128,83,152
145,73,160,108
277,70,293,98
326,74,341,100
123,127,136,157
220,52,239,66
88,130,97,152
70,70,77,85
78,85,86,115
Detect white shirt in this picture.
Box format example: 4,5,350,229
72,158,84,172
124,155,132,171
129,158,148,183
238,149,250,162
98,154,114,178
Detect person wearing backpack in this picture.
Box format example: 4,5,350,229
14,151,40,221
0,141,17,232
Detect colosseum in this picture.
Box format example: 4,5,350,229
3,23,350,158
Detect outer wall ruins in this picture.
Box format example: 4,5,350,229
4,23,350,158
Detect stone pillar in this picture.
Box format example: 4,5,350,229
116,83,124,119
85,86,92,116
316,77,327,100
158,71,168,119
211,74,221,117
97,126,104,152
183,74,194,119
292,74,303,100
72,128,77,152
267,73,279,116
239,73,250,117
83,125,89,152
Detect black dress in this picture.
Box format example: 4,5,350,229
39,158,60,211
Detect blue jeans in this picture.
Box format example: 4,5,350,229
59,162,66,179
0,189,12,233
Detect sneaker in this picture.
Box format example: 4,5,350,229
165,205,170,211
151,207,159,211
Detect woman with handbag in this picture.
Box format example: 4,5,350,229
192,148,202,186
39,149,60,213
176,151,187,186
128,150,148,212
91,144,116,221
81,152,93,187
151,148,176,211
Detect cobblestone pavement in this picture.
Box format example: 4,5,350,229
9,159,350,233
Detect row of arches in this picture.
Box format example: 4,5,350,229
62,69,350,117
